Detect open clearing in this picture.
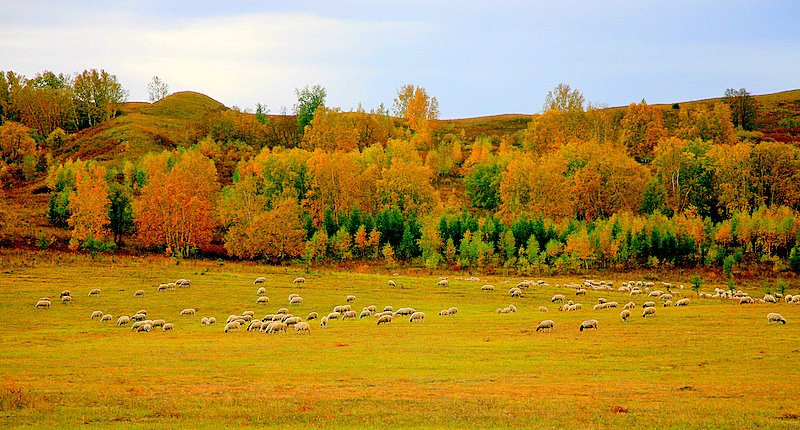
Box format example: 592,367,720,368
2,251,799,429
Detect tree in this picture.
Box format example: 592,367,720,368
294,85,326,134
621,100,666,163
723,88,758,130
134,149,220,257
72,69,127,128
67,162,111,251
0,121,37,165
542,82,585,113
301,107,360,151
107,182,135,246
147,76,169,102
392,84,439,148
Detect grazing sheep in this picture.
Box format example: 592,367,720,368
134,289,145,298
620,310,631,322
481,284,495,291
208,317,216,325
366,305,377,313
279,313,294,322
100,314,112,322
663,300,673,307
162,323,174,331
597,298,607,304
117,316,130,326
288,293,300,301
176,279,191,287
157,283,169,292
785,294,793,303
497,307,512,314
254,277,266,285
738,296,754,305
763,294,777,303
508,304,517,313
659,293,673,301
377,314,393,325
276,307,289,314
90,310,103,320
224,322,240,333
256,287,267,296
579,319,598,331
289,296,304,305
247,320,264,331
767,312,787,325
307,312,319,320
284,316,302,326
393,307,416,316
294,322,310,333
536,320,554,332
642,307,656,318
138,323,152,333
409,312,425,323
551,294,565,303
361,309,373,318
448,307,458,316
383,306,393,312
538,306,548,313
439,309,449,316
623,302,636,310
509,287,523,297
256,296,269,305
643,301,656,308
576,289,587,296
35,299,51,309
293,277,306,284
388,280,397,287
346,295,356,303
327,312,341,320
87,288,101,297
606,302,618,308
201,317,209,325
437,279,449,286
151,319,166,328
341,310,357,320
320,316,328,328
374,311,392,318
180,308,196,316
131,313,147,322
266,322,287,334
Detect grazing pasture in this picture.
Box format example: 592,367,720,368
1,252,799,428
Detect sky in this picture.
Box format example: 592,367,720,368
2,0,799,119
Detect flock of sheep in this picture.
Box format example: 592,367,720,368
33,275,793,336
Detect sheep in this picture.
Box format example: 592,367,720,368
597,298,607,304
266,322,287,334
113,315,129,326
59,295,72,304
35,299,51,309
327,312,341,320
333,305,349,314
87,288,101,297
254,277,266,285
176,279,191,287
256,296,269,305
293,277,306,284
576,289,587,296
180,308,196,316
551,294,566,303
606,301,618,308
538,306,548,313
642,307,656,318
276,307,289,314
136,309,147,316
439,309,449,316
383,306,393,312
497,307,512,314
284,316,302,326
620,309,631,322
388,280,397,287
138,323,153,333
437,279,449,286
208,317,216,325
151,319,166,328
508,304,517,313
785,294,793,303
279,313,294,322
89,310,103,320
341,310,357,320
663,300,672,307
289,296,304,305
247,320,263,331
377,314,393,325
166,282,178,291
256,287,267,296
643,301,656,308
201,317,209,325
345,295,357,303
100,314,112,322
409,312,425,323
157,283,169,292
592,304,605,311
131,313,147,322
623,302,636,310
536,320,554,332
509,287,522,297
307,312,318,320
763,294,777,303
162,323,174,331
133,289,145,298
481,284,495,291
366,305,377,313
360,309,373,318
320,316,329,328
393,307,416,316
224,322,240,333
579,319,598,331
767,312,787,325
738,296,754,305
294,321,310,333
131,321,144,331
288,293,300,301
448,307,458,316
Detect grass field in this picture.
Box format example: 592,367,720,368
1,250,799,429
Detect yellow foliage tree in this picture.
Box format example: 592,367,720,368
621,100,667,163
67,162,111,250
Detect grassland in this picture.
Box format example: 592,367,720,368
1,250,799,429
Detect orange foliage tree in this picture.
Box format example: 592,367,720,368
393,84,439,148
134,149,220,257
67,162,111,250
302,107,360,152
621,100,667,163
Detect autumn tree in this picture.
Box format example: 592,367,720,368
0,121,37,165
222,196,306,261
13,71,77,136
305,150,367,225
651,137,718,218
709,142,754,216
67,162,112,251
620,100,667,163
675,103,737,145
749,141,800,208
543,82,585,113
723,88,758,130
134,149,220,257
301,107,360,151
393,84,439,148
72,69,127,128
295,85,326,134
147,76,169,102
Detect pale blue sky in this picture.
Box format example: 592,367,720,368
2,1,798,118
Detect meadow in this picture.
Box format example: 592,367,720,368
1,250,799,429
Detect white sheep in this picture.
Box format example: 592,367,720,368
767,312,787,325
89,310,103,320
100,314,112,322
138,323,152,333
247,320,263,331
327,312,341,320
320,316,329,328
576,289,587,296
763,294,777,303
341,310,357,320
224,321,240,333
254,277,266,285
623,302,636,310
509,287,522,297
151,319,166,328
642,301,656,308
276,307,289,314
266,321,287,334
388,280,397,287
437,279,449,286
497,307,512,314
307,312,319,320
294,321,310,333
409,312,425,323
256,287,267,296
642,307,656,318
346,295,356,303
60,290,70,298
256,296,269,305
131,313,146,322
620,310,631,322
176,279,191,287
162,323,174,331
538,306,548,313
383,306,393,312
377,314,393,325
536,320,554,332
157,283,168,292
293,277,306,284
180,308,196,316
551,294,565,303
508,304,517,313
448,307,458,316
439,309,449,316
361,309,373,318
579,319,598,331
61,295,72,304
284,316,302,326
87,288,101,297
482,284,495,291
289,296,304,305
116,315,130,326
35,299,51,309
134,289,145,298
201,317,209,325
208,317,216,325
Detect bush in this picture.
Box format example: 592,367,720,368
722,254,736,278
